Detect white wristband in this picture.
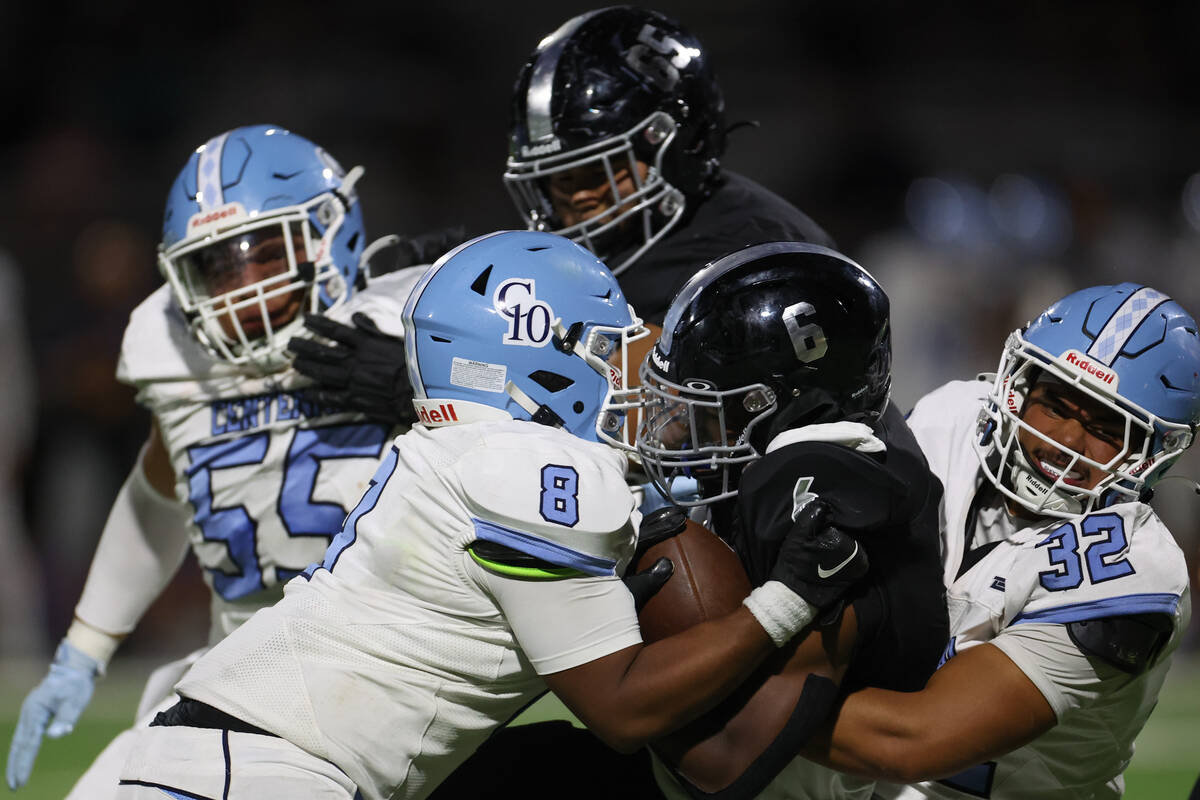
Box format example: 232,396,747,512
65,619,122,673
743,580,817,647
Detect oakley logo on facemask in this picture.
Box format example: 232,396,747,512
494,278,554,347
782,302,828,363
625,24,691,92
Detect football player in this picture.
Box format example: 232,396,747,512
632,241,948,799
5,125,429,796
290,6,834,424
504,6,834,324
111,230,868,800
801,284,1197,798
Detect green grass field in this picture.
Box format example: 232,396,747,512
3,654,1198,799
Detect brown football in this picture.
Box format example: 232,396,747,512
635,518,752,643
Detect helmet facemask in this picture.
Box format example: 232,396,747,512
511,310,649,450
158,175,359,370
504,111,686,276
636,357,778,505
976,330,1191,517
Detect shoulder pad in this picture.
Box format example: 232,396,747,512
333,267,425,338
906,379,989,426
1066,613,1174,675
117,285,231,386
453,428,636,576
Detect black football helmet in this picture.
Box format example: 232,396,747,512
504,6,726,275
636,241,892,504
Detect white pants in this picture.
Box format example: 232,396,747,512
115,725,357,799
65,649,207,800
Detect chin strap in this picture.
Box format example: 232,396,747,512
505,380,564,429
1007,445,1083,516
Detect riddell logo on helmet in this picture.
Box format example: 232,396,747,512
650,348,670,372
418,403,460,425
520,139,563,158
188,203,247,234
1003,377,1021,414
1062,351,1118,387
1130,454,1157,477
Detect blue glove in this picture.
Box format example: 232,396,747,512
6,640,100,790
637,476,701,514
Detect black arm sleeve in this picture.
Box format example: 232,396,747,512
668,675,840,800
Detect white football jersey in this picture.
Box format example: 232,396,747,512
175,419,641,800
116,269,422,639
881,379,1192,799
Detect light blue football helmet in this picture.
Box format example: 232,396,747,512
978,282,1200,516
157,124,366,368
403,230,648,447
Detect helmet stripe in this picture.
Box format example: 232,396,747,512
525,10,604,144
1086,286,1171,366
195,131,230,211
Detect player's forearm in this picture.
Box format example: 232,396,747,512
801,687,940,782
803,644,1056,783
72,443,191,659
577,606,776,752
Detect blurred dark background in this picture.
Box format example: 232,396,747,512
2,0,1199,661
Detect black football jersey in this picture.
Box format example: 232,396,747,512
732,404,949,693
613,171,834,325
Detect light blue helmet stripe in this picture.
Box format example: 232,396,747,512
525,10,604,144
194,131,229,211
659,241,871,354
1086,286,1171,366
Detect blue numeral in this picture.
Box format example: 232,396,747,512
1037,514,1133,592
1037,523,1083,591
318,446,401,572
186,435,271,599
1081,513,1135,584
187,423,390,599
540,465,579,527
280,425,392,537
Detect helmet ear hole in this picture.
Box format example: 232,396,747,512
529,370,575,393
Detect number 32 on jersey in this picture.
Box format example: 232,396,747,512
1037,512,1134,592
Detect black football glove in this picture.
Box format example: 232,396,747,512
621,507,687,611
633,506,688,563
288,312,415,425
770,512,868,614
622,557,674,612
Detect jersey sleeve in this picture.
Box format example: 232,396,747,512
984,503,1190,719
988,623,1123,720
449,431,637,577
477,568,641,675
